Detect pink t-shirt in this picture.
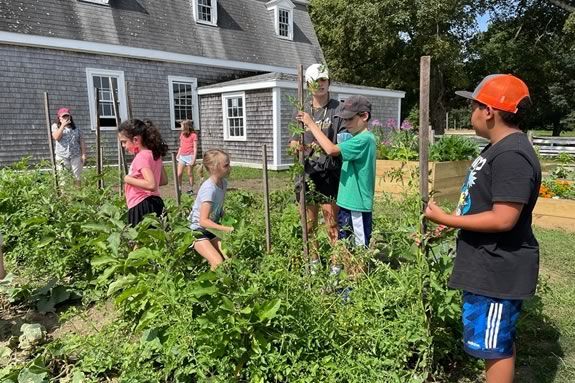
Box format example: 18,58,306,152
179,132,197,156
125,149,163,209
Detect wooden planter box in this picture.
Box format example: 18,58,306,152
375,160,472,203
533,197,575,231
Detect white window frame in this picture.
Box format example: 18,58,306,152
277,8,293,40
168,76,199,131
266,0,294,40
86,68,128,131
79,0,110,5
222,92,247,142
192,0,218,26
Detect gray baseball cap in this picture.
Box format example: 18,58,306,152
336,95,372,119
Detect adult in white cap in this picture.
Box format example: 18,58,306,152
290,63,345,271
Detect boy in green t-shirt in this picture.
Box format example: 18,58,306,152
296,95,376,252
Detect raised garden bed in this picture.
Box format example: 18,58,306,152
375,159,471,203
533,197,575,231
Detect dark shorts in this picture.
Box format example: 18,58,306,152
462,291,523,359
193,229,217,242
295,171,339,204
337,207,372,247
127,196,165,227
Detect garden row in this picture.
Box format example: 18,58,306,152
0,161,466,382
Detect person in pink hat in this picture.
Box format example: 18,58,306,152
51,107,87,185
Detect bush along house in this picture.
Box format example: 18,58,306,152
0,0,404,168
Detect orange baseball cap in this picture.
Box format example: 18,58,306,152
455,74,530,113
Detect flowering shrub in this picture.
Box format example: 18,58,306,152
371,119,478,162
539,159,575,200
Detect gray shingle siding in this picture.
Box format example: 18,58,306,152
0,44,254,166
199,89,273,164
0,0,323,69
279,89,402,166
280,88,297,166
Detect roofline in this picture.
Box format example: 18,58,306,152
198,79,406,98
0,31,298,74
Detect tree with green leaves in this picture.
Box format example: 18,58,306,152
466,0,574,135
309,0,485,134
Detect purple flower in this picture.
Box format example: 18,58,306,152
400,120,413,131
385,118,397,128
382,139,391,145
370,119,382,127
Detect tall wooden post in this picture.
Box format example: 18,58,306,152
171,152,181,207
43,92,59,194
262,145,272,253
0,232,6,280
95,87,103,189
100,146,105,189
297,65,310,268
419,56,431,239
110,78,124,196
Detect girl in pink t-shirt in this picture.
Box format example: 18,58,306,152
176,120,198,194
118,119,169,226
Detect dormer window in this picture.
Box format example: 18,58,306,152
192,0,218,26
266,0,294,40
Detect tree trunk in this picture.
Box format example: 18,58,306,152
552,121,562,136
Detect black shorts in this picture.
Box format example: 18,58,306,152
193,229,217,242
295,171,339,204
128,196,165,227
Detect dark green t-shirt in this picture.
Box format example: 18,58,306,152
336,130,377,212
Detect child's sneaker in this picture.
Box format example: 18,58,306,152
310,259,321,275
335,286,353,304
329,265,342,277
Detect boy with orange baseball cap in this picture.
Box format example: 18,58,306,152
424,74,541,383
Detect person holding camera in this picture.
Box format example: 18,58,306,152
289,64,345,273
51,107,86,186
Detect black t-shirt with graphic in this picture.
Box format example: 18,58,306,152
449,132,542,300
291,98,344,175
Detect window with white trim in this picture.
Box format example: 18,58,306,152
192,0,218,26
222,93,247,141
278,9,291,38
79,0,110,5
169,76,199,130
266,0,294,40
86,68,128,130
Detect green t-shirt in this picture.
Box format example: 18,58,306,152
336,130,377,212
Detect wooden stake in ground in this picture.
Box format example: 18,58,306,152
297,64,310,268
171,152,181,207
0,232,6,280
110,78,124,196
262,144,272,253
419,56,431,240
43,92,59,194
94,87,103,189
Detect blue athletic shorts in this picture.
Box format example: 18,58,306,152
462,291,522,359
337,207,372,247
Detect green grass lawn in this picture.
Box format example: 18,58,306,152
531,130,575,137
514,228,575,382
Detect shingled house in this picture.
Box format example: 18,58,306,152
0,0,404,168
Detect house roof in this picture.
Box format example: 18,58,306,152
198,72,406,98
0,0,323,72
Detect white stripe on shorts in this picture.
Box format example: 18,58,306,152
485,302,503,349
351,211,366,247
